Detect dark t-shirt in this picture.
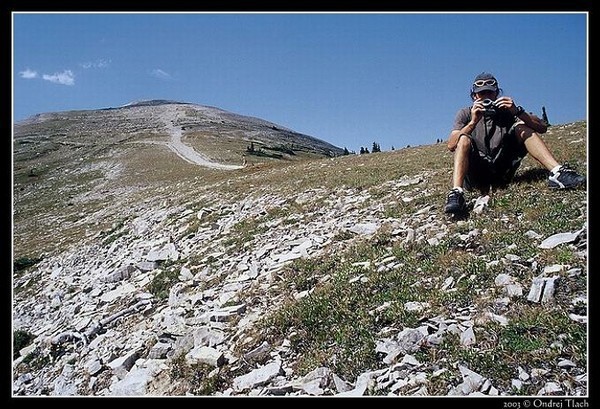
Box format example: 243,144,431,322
453,107,518,160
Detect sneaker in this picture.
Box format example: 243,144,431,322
444,188,467,214
548,165,586,189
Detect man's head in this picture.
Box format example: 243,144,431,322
472,72,498,94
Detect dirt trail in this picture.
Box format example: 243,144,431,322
158,106,243,170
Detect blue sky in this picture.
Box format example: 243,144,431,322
12,12,587,152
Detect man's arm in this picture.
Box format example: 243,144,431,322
448,126,474,152
448,107,479,152
516,111,548,134
495,96,548,134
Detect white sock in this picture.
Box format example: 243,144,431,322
550,165,561,175
452,186,464,193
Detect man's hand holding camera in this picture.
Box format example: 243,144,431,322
472,96,518,118
493,96,519,115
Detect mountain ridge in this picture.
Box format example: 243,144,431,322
14,100,345,169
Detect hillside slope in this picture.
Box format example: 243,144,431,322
12,118,588,398
13,101,344,257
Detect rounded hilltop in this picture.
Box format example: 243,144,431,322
121,99,192,108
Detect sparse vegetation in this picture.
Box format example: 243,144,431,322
148,267,181,300
169,354,231,395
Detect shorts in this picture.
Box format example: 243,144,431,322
463,124,528,192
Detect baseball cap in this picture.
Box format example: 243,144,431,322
472,72,498,93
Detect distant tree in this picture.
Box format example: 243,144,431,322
542,106,550,126
372,142,381,153
343,147,350,155
391,146,395,150
359,147,365,155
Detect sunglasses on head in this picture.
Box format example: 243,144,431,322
473,79,497,87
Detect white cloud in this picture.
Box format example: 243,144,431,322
19,68,38,79
150,68,172,80
42,70,75,86
80,59,110,69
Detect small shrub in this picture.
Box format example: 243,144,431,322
148,267,180,300
13,256,43,273
13,329,35,359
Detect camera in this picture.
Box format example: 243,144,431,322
481,99,497,117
